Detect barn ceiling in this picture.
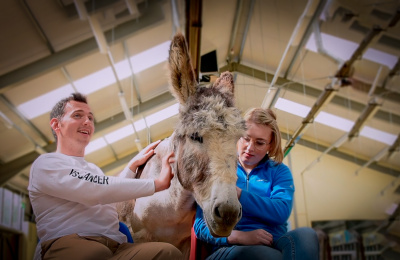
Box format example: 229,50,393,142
0,0,399,208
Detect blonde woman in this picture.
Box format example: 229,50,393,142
194,108,319,259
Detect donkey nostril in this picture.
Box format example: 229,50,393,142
214,206,222,218
238,208,242,219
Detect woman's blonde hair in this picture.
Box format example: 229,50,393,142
243,108,284,163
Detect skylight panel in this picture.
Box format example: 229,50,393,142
114,59,132,80
145,103,179,126
275,97,397,145
315,112,353,132
102,104,178,145
86,103,179,155
305,32,356,61
275,98,310,117
74,67,116,95
18,41,172,120
363,48,397,69
104,124,135,144
130,41,170,73
360,126,397,145
306,32,397,69
17,85,75,119
85,137,107,154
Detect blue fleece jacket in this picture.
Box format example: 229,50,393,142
194,156,295,248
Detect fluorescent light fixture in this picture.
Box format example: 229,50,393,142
114,60,132,80
360,126,397,145
275,98,310,117
18,40,172,120
306,32,357,61
104,124,135,144
306,32,397,69
315,112,353,132
86,103,179,155
17,85,75,119
130,41,170,73
85,137,108,154
275,97,397,145
145,103,179,126
363,48,397,70
103,103,179,144
74,67,116,95
75,40,171,94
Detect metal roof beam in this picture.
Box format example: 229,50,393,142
0,0,165,92
185,0,202,80
220,62,400,124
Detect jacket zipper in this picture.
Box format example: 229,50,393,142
246,173,250,191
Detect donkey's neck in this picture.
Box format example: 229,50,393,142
151,134,197,214
170,176,196,214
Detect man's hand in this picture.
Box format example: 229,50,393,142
127,140,161,172
227,229,273,246
154,151,176,192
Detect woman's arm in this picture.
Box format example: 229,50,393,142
193,206,229,246
240,164,295,225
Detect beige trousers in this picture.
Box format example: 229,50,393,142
40,234,182,260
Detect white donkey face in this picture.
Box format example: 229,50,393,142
168,33,245,236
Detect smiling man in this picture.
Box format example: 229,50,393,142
28,93,182,260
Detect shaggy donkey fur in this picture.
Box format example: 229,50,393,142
117,33,245,259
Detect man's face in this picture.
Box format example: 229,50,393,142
53,100,95,148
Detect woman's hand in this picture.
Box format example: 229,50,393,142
154,151,176,192
127,140,161,172
236,186,242,199
227,229,273,246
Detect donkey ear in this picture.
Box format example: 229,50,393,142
168,33,197,104
212,71,234,94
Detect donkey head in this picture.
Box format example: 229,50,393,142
168,33,245,236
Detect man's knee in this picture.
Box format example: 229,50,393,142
153,242,183,260
114,242,182,260
42,234,112,260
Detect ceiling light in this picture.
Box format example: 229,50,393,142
130,41,170,73
104,124,135,144
306,32,397,69
315,112,353,132
17,41,171,120
274,98,309,117
114,60,132,80
275,97,396,145
85,137,108,155
360,126,397,145
86,103,179,155
306,32,356,61
17,85,75,119
145,103,179,126
364,48,397,70
74,67,116,95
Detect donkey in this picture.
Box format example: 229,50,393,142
117,33,245,258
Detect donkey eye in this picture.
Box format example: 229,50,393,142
190,132,203,143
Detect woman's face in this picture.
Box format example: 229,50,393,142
237,122,272,171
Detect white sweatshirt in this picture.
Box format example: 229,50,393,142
28,153,155,259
